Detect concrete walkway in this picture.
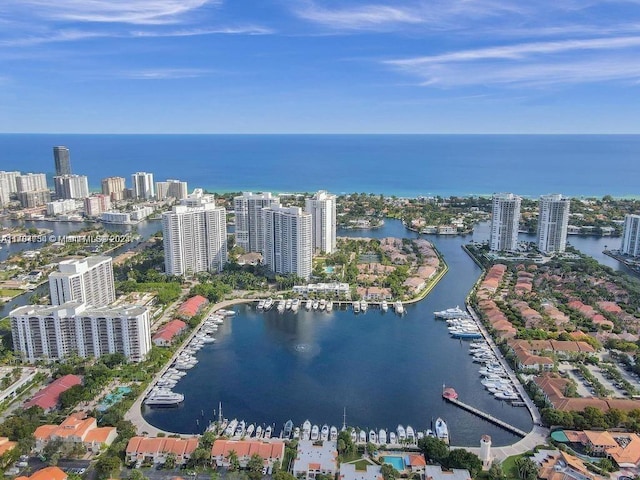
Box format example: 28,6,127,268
124,297,253,437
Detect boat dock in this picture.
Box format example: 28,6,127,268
442,393,527,437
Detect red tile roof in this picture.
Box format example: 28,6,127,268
211,439,285,462
152,319,188,343
177,295,208,318
24,374,82,411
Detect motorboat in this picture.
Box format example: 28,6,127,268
389,432,397,444
246,424,255,437
369,430,377,444
360,300,368,312
397,425,406,441
257,300,265,310
235,420,246,437
406,425,415,442
285,299,292,310
312,300,319,310
321,424,329,441
434,306,470,319
255,425,262,438
394,301,404,314
379,429,387,444
311,425,319,441
284,419,294,438
264,298,274,310
319,299,326,311
302,420,311,440
353,301,360,313
264,425,272,438
435,418,449,444
277,300,286,313
225,419,238,436
144,389,184,407
358,430,367,443
305,300,313,310
350,429,357,443
330,426,338,441
293,427,300,439
381,300,388,312
326,301,333,312
292,299,300,312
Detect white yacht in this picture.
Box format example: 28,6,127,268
277,300,286,313
397,425,406,441
293,427,300,439
330,426,338,441
264,298,274,310
406,425,415,442
312,300,319,310
305,299,313,311
255,425,262,438
379,429,387,444
285,299,292,310
225,419,238,436
311,425,320,441
319,299,326,311
144,389,184,407
394,301,404,314
353,301,360,313
381,300,389,312
246,424,255,437
360,300,368,312
358,430,367,443
235,420,246,437
435,418,449,444
326,301,334,312
302,420,311,440
292,299,300,313
257,299,265,310
321,424,329,441
350,429,357,443
264,425,272,438
389,432,397,444
369,430,377,444
434,306,470,319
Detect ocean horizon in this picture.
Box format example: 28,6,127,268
2,134,639,198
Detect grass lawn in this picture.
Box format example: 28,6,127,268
501,453,525,479
0,288,23,298
352,459,375,470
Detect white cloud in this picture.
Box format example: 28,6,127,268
384,37,640,87
295,3,424,30
2,0,219,25
118,68,211,79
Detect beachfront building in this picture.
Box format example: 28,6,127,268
53,146,71,176
16,173,47,193
489,193,521,252
621,214,640,257
537,194,570,254
54,174,89,200
263,205,312,280
10,302,151,362
292,441,338,480
162,189,227,275
131,172,155,200
305,190,337,254
101,176,126,202
0,171,20,194
49,256,115,307
156,179,188,201
234,192,280,254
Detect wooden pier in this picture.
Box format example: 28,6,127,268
443,394,528,437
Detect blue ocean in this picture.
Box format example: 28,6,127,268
1,134,639,197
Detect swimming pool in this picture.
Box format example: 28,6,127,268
382,456,405,471
97,386,132,412
324,266,335,273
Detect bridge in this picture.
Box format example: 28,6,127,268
442,390,528,438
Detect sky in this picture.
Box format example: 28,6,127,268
1,0,640,133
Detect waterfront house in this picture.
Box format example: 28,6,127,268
210,439,285,469
126,436,199,467
152,319,188,347
535,450,596,480
33,412,117,453
293,441,338,480
407,454,427,474
177,295,208,319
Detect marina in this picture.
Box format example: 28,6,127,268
142,220,533,446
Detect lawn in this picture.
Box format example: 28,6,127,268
352,459,375,470
0,288,24,298
501,453,525,479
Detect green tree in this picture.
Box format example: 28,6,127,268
446,449,482,478
273,471,296,480
95,454,121,479
381,463,399,480
227,449,240,471
487,463,505,480
165,452,177,469
128,470,149,480
247,453,265,480
200,430,217,451
418,436,449,464
514,457,538,480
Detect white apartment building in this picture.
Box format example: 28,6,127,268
0,177,9,208
234,192,279,253
621,214,640,257
10,302,151,362
131,172,155,200
292,441,338,480
101,176,126,202
101,211,131,224
0,171,20,194
49,256,116,307
537,194,570,254
54,174,89,199
263,205,312,279
162,189,227,276
47,199,79,216
84,194,112,217
156,179,188,201
305,190,337,254
16,173,47,193
489,193,522,252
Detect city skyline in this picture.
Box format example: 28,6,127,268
1,1,640,134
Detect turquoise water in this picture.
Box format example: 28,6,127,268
324,266,335,273
98,386,132,412
383,457,405,471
